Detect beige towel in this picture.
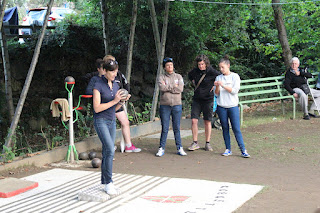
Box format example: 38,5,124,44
50,98,71,122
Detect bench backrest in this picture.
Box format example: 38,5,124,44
239,72,319,101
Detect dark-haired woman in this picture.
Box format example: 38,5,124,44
214,56,250,158
188,54,220,152
93,59,125,195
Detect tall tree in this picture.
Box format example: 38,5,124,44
0,0,7,32
100,0,109,55
126,0,138,83
5,0,55,148
0,30,14,121
0,0,14,122
149,0,170,121
272,0,292,68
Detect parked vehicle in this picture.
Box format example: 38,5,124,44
50,8,75,22
21,7,75,35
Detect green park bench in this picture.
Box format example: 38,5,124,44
238,72,319,125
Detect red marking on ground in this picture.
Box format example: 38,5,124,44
142,196,190,203
0,182,39,198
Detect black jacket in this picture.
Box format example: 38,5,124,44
84,70,130,95
188,66,220,101
284,68,312,95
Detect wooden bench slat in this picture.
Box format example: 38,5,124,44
241,76,284,83
238,88,282,97
239,95,294,104
240,81,282,89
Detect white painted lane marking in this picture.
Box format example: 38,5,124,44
0,169,263,213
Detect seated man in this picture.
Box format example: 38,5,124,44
284,57,320,120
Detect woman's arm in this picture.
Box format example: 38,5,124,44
158,75,172,92
171,74,184,93
214,80,220,96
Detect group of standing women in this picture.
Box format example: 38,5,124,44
156,54,250,158
89,54,250,197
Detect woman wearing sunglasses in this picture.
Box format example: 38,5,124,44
156,57,187,157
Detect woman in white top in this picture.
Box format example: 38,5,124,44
214,56,250,158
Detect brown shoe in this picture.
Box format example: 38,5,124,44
205,143,213,151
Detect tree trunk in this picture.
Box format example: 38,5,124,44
126,0,138,83
0,30,14,121
149,0,170,121
100,0,109,55
272,0,292,68
148,0,161,58
0,0,8,32
4,0,55,149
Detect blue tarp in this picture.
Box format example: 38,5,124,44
3,6,18,35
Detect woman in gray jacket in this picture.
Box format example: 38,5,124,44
156,57,187,157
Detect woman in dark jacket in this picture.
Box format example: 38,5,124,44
188,54,220,152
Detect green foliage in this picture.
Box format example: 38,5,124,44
75,103,94,140
128,102,152,124
36,125,68,150
1,145,15,162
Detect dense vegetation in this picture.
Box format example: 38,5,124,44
1,0,320,158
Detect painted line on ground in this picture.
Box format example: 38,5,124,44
0,169,263,213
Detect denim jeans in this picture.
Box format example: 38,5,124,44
94,118,116,184
216,106,246,152
159,105,182,150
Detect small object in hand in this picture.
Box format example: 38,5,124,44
118,89,129,100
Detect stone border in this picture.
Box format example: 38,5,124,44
0,119,203,172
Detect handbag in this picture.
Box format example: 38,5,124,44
300,84,310,95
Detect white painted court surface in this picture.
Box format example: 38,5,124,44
0,169,263,213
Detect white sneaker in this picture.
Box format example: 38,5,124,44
105,182,121,196
155,147,165,157
177,147,187,156
222,149,232,156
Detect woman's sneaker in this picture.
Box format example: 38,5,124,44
105,182,121,196
188,142,200,151
222,149,232,156
177,147,187,156
155,147,165,157
205,143,213,151
125,144,141,153
241,150,251,158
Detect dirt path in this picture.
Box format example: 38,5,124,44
1,117,320,212
112,118,320,213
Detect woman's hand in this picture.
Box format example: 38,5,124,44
114,90,124,103
214,81,223,86
124,94,131,101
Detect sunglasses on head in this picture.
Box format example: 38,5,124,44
107,60,118,66
163,57,173,63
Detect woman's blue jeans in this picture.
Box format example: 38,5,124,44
94,118,116,184
159,105,182,150
216,106,246,152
